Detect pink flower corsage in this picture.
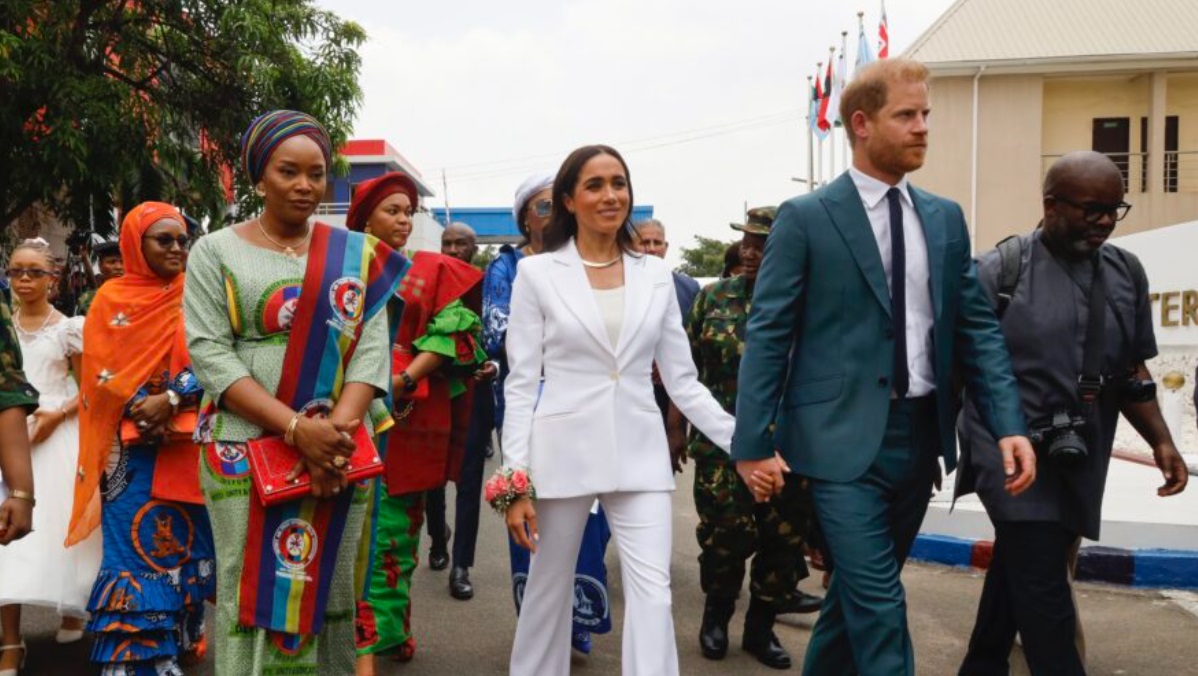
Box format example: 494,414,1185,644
485,467,536,514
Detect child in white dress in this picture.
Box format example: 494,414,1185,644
0,239,102,674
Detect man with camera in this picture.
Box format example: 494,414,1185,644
956,151,1189,675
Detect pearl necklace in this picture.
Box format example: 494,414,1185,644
580,255,621,269
256,218,312,258
14,308,55,337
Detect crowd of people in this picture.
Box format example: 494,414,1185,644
0,57,1190,676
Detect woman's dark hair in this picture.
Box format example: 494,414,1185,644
542,145,639,255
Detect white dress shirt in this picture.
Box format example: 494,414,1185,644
848,166,936,397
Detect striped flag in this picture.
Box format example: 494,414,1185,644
811,65,830,140
816,59,834,133
879,0,890,58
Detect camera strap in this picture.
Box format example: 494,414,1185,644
1078,257,1107,416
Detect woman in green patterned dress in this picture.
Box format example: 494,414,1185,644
184,111,404,675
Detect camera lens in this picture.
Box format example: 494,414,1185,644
1047,429,1088,468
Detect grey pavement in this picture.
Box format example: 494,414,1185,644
14,456,1198,674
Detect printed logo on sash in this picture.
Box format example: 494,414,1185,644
131,501,195,572
207,441,250,478
273,518,319,580
328,277,366,336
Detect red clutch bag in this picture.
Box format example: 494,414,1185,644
247,424,383,506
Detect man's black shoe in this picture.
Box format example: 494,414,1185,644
743,596,792,669
449,566,474,600
742,630,792,670
428,526,451,571
699,596,735,660
776,588,823,615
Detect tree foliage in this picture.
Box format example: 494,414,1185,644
677,235,736,278
0,0,365,232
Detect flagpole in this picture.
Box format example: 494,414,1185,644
806,75,815,193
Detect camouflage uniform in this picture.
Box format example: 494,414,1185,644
0,296,39,412
686,272,812,606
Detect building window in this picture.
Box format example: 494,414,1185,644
1092,117,1131,192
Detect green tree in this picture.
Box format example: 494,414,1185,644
473,244,498,270
0,0,365,232
677,235,736,278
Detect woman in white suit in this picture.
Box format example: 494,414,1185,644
500,145,745,675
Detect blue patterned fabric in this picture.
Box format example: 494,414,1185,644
482,245,524,428
87,370,215,676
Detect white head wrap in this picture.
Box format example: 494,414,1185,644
512,172,554,229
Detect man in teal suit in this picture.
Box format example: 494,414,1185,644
732,59,1038,675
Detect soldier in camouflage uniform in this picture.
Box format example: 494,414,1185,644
75,241,123,316
687,207,822,669
0,295,41,546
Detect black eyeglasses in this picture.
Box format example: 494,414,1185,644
143,234,192,250
5,268,54,279
532,199,552,218
1049,195,1132,225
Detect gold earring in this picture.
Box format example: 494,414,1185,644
255,186,266,197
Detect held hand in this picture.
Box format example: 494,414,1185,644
0,498,33,545
998,435,1036,496
474,361,498,381
668,432,688,474
1153,443,1189,497
282,459,348,499
28,408,63,445
505,496,539,553
130,394,173,430
736,457,784,503
292,417,356,472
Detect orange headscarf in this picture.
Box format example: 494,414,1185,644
67,202,191,546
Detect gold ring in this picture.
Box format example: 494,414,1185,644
332,456,348,469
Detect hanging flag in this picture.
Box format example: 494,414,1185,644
856,12,875,69
808,75,821,137
827,45,847,129
879,0,890,59
816,58,833,133
811,64,830,140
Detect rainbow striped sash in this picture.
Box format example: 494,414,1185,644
238,223,407,636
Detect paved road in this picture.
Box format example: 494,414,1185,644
17,457,1198,674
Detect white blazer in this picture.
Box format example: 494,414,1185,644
502,238,734,499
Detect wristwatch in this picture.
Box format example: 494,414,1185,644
166,389,181,413
400,371,418,393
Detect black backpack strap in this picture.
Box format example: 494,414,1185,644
994,235,1024,320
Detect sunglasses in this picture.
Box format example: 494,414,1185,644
143,234,192,250
1049,195,1132,225
6,268,54,279
532,199,552,218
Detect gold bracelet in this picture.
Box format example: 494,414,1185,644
8,490,35,507
284,412,304,446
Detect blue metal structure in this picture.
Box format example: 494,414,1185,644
430,205,655,244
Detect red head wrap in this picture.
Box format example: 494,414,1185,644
346,172,420,232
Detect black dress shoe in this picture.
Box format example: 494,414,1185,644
776,588,823,615
742,631,792,670
743,596,792,669
449,566,474,600
428,526,451,571
699,596,735,660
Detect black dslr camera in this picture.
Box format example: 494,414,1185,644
1028,411,1089,468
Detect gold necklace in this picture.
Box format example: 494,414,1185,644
256,218,312,258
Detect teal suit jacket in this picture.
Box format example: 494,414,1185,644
731,173,1025,482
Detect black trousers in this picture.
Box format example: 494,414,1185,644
452,385,495,568
959,521,1085,676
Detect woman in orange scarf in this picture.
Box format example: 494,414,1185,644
68,202,215,676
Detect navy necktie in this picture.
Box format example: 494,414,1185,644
887,187,909,398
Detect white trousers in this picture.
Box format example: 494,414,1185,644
509,491,678,676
